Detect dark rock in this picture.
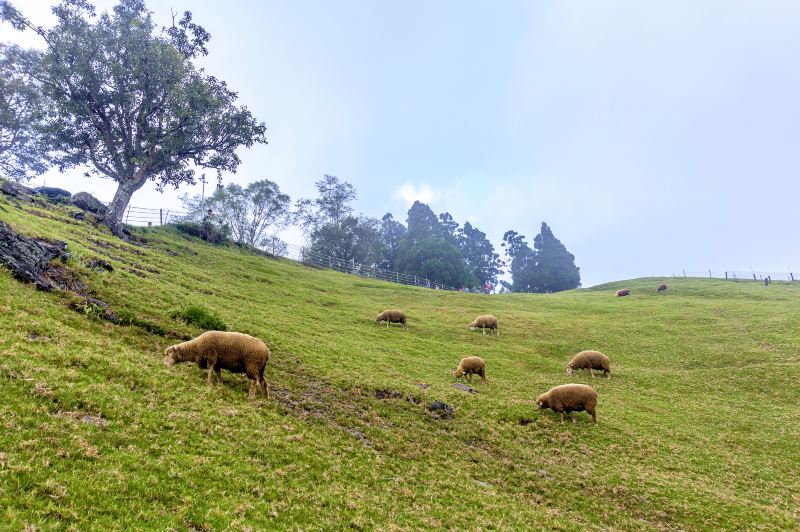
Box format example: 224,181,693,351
70,211,86,221
452,382,478,394
428,401,454,419
71,192,107,215
0,220,68,290
417,383,430,389
36,186,72,202
87,258,114,272
1,180,36,200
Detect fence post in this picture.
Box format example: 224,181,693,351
125,206,130,224
160,209,163,226
301,248,304,263
725,272,728,280
683,269,686,277
753,273,756,280
709,270,712,278
791,272,795,282
272,237,275,256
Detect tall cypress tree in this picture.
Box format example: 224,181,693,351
502,222,580,293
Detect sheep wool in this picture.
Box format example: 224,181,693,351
376,309,407,329
537,384,598,424
163,331,270,399
470,315,499,335
567,350,611,379
454,356,487,384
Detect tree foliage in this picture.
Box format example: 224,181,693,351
2,0,267,235
502,222,580,293
394,201,477,288
180,179,290,248
458,221,504,286
0,44,48,180
297,175,385,267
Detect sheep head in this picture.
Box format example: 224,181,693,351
536,394,548,409
454,368,464,379
566,363,575,375
163,345,181,366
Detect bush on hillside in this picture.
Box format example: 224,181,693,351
168,304,227,331
175,221,229,245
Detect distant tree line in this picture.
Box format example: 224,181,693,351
179,174,580,292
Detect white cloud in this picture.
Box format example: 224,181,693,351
394,183,438,207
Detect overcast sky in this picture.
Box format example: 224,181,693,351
4,1,799,286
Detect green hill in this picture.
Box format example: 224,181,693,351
1,193,798,529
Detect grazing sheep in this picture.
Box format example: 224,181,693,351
566,350,611,379
163,331,270,399
616,288,630,297
454,356,487,384
470,315,499,335
657,283,668,292
376,309,407,329
537,384,597,424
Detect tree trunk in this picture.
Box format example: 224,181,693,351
104,178,147,237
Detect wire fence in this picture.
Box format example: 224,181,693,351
674,270,797,282
122,205,188,226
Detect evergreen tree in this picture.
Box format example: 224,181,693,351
502,223,580,293
379,213,406,270
459,221,503,286
394,201,476,287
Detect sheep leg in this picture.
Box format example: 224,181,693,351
589,368,595,378
206,366,214,385
559,412,565,424
247,379,258,399
261,377,270,400
482,328,486,335
216,369,223,384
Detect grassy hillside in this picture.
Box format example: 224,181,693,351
1,194,798,530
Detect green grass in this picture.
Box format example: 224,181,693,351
1,194,798,529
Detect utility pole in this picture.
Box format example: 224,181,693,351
200,173,208,210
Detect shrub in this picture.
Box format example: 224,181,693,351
174,221,229,245
168,304,227,331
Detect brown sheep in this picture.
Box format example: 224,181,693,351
376,309,407,329
454,356,487,384
537,384,597,424
470,314,499,335
657,283,668,292
616,288,630,297
566,350,611,379
163,331,270,399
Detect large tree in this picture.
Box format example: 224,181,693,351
2,0,267,235
502,223,580,293
297,175,385,267
394,201,477,288
379,212,406,270
0,44,48,180
459,221,503,286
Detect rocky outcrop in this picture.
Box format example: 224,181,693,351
0,180,36,201
71,192,107,215
35,186,72,202
0,220,68,290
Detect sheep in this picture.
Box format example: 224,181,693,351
566,350,611,379
163,331,270,399
616,288,630,297
376,309,407,329
470,314,499,335
454,356,487,384
537,384,597,424
657,283,668,292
